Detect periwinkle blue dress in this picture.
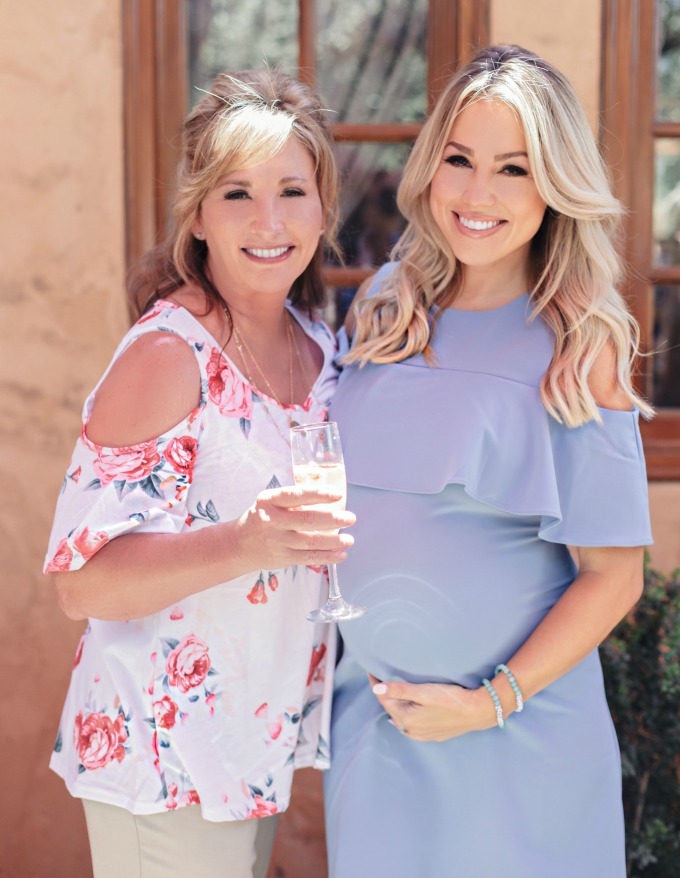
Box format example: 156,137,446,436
324,264,652,878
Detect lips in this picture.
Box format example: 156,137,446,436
243,246,293,258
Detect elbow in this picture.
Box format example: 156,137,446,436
625,566,645,614
51,573,88,621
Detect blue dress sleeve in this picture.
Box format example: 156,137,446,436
538,407,653,547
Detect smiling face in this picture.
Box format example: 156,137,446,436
193,137,323,305
429,98,547,296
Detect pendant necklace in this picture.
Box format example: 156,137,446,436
223,303,302,446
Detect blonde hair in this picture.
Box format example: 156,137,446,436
128,69,341,318
348,45,653,426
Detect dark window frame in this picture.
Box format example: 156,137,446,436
602,0,680,478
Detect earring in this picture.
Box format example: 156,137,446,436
194,231,205,240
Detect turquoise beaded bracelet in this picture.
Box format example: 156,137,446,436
482,678,505,729
495,663,524,713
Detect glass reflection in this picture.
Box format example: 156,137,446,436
653,287,680,406
317,0,427,124
653,139,680,266
330,142,411,324
188,0,298,101
657,0,680,122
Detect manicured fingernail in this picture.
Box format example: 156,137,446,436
372,683,388,695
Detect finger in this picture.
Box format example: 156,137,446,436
387,718,410,736
287,530,354,551
371,678,424,706
267,487,344,509
285,509,356,533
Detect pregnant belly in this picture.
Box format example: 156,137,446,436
338,483,575,686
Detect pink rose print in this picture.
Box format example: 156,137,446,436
93,439,162,486
267,719,283,740
163,436,198,478
247,574,267,605
267,572,279,592
206,348,253,418
74,710,128,771
245,795,279,819
166,635,211,693
70,466,82,483
181,790,201,807
255,703,268,719
73,527,109,561
45,538,73,573
307,643,327,686
169,606,184,621
153,696,179,730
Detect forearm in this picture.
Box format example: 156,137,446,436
491,553,644,718
52,521,249,622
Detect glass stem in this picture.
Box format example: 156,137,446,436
327,564,342,602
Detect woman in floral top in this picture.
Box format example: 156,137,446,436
43,70,353,878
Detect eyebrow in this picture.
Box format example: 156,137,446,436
446,140,528,161
222,175,309,187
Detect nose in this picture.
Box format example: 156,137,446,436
462,169,495,207
251,198,285,235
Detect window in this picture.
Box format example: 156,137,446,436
602,0,680,477
123,0,490,320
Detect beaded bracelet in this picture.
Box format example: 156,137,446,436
482,678,505,729
494,663,524,713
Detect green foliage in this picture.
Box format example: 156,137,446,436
601,561,680,877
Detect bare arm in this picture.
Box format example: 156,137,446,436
51,332,354,622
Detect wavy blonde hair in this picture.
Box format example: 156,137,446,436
347,45,652,426
128,68,341,319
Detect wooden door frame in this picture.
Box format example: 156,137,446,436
601,0,680,478
122,0,489,285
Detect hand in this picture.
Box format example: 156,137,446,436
235,486,355,572
368,673,497,742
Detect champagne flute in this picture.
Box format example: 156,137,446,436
290,422,367,622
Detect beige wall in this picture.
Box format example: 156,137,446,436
2,0,678,875
1,1,126,873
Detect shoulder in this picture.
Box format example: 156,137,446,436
86,331,201,447
587,343,634,411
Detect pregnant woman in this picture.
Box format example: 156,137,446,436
324,45,652,878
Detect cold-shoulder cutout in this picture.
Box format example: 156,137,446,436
86,331,201,447
587,343,634,412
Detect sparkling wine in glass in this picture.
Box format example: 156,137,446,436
290,422,367,623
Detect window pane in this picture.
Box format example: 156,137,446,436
316,0,428,124
653,286,680,406
329,141,411,324
188,0,298,101
657,0,680,121
653,138,680,266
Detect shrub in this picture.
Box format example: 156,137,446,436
601,561,680,876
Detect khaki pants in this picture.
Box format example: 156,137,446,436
82,799,279,878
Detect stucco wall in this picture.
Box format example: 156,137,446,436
0,1,127,873
2,0,678,875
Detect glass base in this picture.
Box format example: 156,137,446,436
307,597,368,623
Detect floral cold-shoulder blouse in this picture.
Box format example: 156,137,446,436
44,299,338,821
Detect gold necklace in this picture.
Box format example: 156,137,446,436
232,314,295,408
222,304,298,442
289,318,316,399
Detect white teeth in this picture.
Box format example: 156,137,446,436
458,216,502,231
245,246,290,258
